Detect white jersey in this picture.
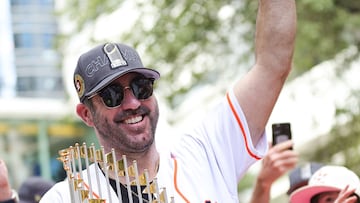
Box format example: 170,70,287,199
41,90,268,203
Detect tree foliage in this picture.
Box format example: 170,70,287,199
301,85,360,175
58,0,360,106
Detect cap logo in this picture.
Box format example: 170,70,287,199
104,43,128,68
74,74,85,98
85,55,108,77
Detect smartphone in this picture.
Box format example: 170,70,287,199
272,122,292,148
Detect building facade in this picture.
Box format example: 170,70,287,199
0,0,92,188
4,0,63,98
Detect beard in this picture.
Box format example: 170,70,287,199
91,102,159,154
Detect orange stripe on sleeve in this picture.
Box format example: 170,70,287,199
226,92,261,160
172,156,190,203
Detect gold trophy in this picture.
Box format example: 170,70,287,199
58,143,173,203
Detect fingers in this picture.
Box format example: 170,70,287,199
0,159,10,187
269,140,294,152
334,185,358,203
266,142,297,166
266,140,297,164
0,159,12,201
265,140,297,163
259,140,298,184
268,152,297,172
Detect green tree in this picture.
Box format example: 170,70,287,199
58,0,360,105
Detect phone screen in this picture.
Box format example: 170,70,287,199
272,123,292,147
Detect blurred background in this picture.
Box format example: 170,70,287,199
0,0,360,202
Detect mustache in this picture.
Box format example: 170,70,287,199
113,106,150,122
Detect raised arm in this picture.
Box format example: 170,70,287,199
234,0,297,144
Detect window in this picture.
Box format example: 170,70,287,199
14,33,33,48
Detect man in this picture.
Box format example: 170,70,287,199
41,0,297,202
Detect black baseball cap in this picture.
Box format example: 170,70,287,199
18,176,55,203
73,43,160,102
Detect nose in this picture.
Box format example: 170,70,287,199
120,87,141,109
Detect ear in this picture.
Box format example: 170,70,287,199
76,103,94,127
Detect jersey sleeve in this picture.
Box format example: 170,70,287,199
186,89,268,182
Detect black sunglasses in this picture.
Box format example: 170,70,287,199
91,77,154,108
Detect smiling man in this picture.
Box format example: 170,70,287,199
41,0,297,202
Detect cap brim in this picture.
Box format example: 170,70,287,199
290,185,340,203
85,67,160,97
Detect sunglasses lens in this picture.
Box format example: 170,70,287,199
99,84,124,107
98,78,154,108
131,78,154,100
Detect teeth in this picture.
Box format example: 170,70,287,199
124,116,142,124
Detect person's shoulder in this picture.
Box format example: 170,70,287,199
40,179,69,202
